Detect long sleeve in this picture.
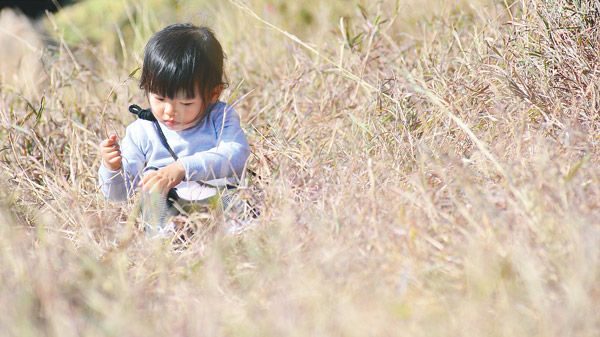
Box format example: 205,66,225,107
98,101,250,201
98,122,147,202
98,164,128,202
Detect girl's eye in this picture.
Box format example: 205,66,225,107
154,96,165,101
182,102,194,106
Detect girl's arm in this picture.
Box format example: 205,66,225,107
98,124,146,201
178,105,250,182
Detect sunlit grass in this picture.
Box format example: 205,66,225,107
0,0,599,335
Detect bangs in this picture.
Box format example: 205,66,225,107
146,73,196,99
142,43,200,99
139,24,226,102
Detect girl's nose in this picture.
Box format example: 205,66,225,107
164,103,175,117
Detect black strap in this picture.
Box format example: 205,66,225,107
128,103,252,190
129,104,178,161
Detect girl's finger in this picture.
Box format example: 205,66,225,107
106,146,120,154
107,156,122,164
140,171,157,187
144,176,169,195
141,178,154,191
102,135,119,147
102,148,121,159
147,179,164,194
103,152,117,161
161,185,170,197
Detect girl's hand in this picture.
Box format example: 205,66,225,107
100,134,122,171
140,161,185,196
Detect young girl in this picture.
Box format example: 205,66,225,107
98,24,250,228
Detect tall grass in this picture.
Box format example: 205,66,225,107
0,0,599,335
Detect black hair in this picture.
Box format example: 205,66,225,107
139,23,227,103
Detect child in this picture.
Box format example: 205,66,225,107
98,23,250,229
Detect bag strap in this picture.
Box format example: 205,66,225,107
129,104,178,161
129,103,259,187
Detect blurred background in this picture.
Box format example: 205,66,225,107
1,0,599,336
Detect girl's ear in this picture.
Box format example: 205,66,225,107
209,85,224,103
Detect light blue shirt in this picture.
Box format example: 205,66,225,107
98,101,250,202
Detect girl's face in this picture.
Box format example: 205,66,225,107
148,86,222,131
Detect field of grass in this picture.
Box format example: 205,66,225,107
1,0,599,335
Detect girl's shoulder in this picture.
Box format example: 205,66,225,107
124,118,155,141
126,118,154,131
207,101,240,122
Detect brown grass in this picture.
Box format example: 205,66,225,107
0,0,599,336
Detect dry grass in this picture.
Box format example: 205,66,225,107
0,0,599,336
